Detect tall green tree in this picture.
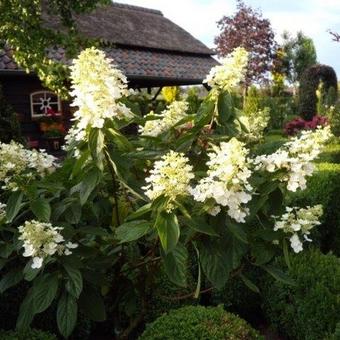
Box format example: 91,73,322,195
280,31,317,84
0,0,109,97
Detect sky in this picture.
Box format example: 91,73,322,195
117,0,340,76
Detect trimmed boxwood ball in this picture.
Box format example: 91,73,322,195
0,329,57,340
262,249,340,340
139,305,263,340
298,64,338,120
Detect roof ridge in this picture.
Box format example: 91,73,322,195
110,2,163,16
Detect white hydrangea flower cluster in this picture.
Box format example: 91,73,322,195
69,47,133,141
139,101,189,137
142,150,194,212
239,108,270,143
0,202,6,221
204,47,248,96
0,141,56,191
190,138,253,223
18,220,78,269
254,126,332,192
273,205,323,253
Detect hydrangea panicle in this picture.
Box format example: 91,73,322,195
142,151,194,212
190,138,253,223
272,205,323,253
204,47,248,96
254,126,332,192
18,220,78,269
239,108,270,143
139,101,189,137
0,141,57,191
68,47,133,142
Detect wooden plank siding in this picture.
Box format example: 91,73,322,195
0,74,71,141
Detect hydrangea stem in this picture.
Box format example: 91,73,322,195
104,148,121,227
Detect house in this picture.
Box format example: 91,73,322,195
0,2,217,147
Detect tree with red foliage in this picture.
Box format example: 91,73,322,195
215,0,276,85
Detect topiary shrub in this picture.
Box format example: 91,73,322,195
298,64,338,120
262,249,340,340
0,329,57,340
288,162,340,254
140,305,263,340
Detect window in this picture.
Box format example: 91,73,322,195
30,91,61,118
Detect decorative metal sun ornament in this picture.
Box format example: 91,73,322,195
39,96,52,111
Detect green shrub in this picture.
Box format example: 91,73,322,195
262,249,340,340
262,96,296,130
289,162,340,254
0,329,57,340
299,64,338,120
140,305,263,340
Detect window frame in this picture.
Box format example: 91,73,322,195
30,90,62,118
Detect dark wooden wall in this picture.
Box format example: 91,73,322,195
0,74,70,140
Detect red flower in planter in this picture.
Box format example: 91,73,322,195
46,108,62,117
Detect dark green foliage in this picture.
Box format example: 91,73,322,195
140,305,263,340
243,86,297,129
144,268,196,322
289,162,340,254
0,281,91,339
0,281,28,331
330,323,340,340
260,95,296,129
33,303,92,340
211,266,264,324
0,329,57,340
262,249,340,340
299,64,338,120
0,84,22,143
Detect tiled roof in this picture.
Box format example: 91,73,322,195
0,45,217,85
105,47,217,84
0,2,218,85
0,46,19,70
